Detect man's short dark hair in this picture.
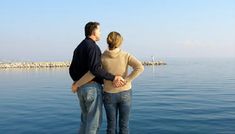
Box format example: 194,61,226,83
85,22,100,37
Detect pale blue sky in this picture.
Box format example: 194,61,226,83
0,0,235,61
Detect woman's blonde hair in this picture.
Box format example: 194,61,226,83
107,31,123,50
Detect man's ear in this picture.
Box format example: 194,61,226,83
92,28,99,36
91,30,96,36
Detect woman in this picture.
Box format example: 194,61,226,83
72,31,144,134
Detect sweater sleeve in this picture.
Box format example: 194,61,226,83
74,71,95,87
125,54,144,82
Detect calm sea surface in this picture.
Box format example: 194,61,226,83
0,58,235,134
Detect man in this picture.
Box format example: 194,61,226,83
69,22,125,134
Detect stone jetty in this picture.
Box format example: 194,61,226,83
0,61,166,69
0,62,70,69
142,61,167,66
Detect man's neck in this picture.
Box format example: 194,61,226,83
88,36,96,42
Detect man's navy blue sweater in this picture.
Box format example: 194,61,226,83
69,37,115,84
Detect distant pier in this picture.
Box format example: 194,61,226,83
142,61,167,66
0,62,70,69
0,61,166,69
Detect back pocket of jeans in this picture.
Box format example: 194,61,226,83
121,93,131,102
85,88,96,102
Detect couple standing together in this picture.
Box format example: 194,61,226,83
69,21,144,134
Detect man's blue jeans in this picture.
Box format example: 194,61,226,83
103,89,132,134
77,82,103,134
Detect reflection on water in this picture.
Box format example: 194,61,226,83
0,58,235,133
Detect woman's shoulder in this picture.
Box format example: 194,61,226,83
120,50,136,61
120,50,131,57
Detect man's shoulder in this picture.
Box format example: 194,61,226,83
87,43,100,52
83,39,97,48
77,38,100,53
77,39,95,49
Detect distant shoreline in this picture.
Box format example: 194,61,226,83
0,61,166,69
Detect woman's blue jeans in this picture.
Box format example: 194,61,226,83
103,89,132,134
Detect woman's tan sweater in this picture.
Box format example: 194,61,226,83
75,48,144,93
